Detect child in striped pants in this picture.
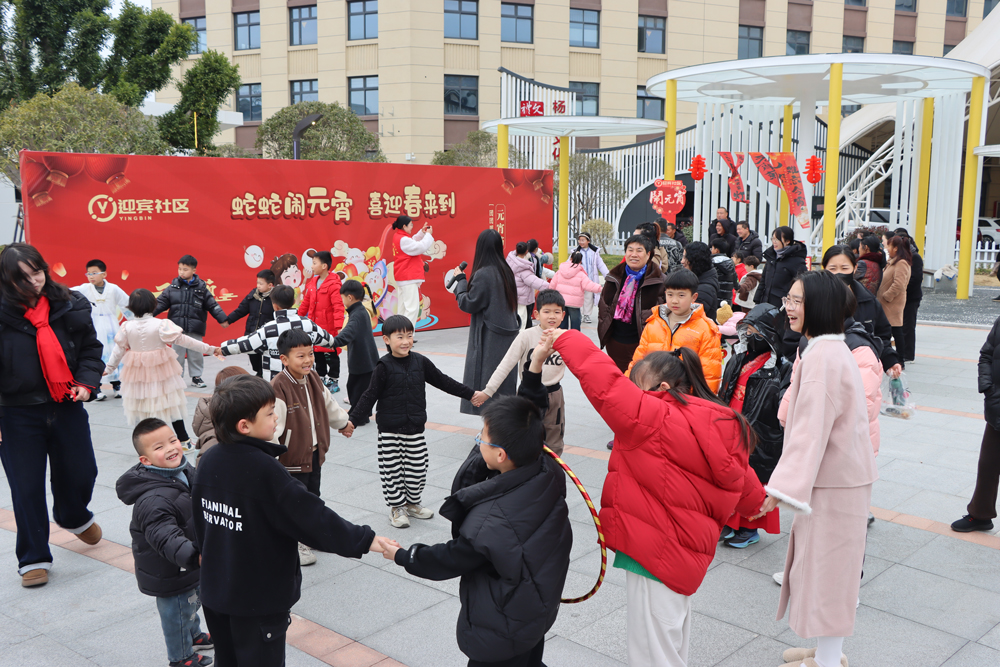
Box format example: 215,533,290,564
347,315,486,528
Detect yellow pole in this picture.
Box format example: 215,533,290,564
914,97,934,253
958,76,986,300
780,104,793,225
664,79,677,179
823,63,843,253
558,136,570,263
193,111,199,149
497,123,509,169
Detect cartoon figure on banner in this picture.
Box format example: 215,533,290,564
301,249,316,280
244,245,264,268
649,179,686,224
270,253,304,305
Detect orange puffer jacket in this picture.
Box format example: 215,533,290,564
627,303,723,391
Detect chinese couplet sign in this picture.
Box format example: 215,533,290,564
716,151,809,229
21,152,554,336
650,179,686,224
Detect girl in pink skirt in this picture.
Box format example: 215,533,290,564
104,288,218,449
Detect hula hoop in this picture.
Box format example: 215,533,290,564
544,445,607,604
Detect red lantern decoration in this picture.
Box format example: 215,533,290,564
689,154,707,181
43,155,85,187
522,169,545,191
501,169,525,195
22,160,53,207
804,155,824,185
85,155,130,193
540,172,554,205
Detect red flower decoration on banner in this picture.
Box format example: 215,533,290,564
689,155,706,181
805,155,824,185
22,160,53,207
501,169,525,195
43,155,85,187
85,155,130,193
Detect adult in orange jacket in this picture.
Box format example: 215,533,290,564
547,327,763,667
626,268,723,392
298,250,345,391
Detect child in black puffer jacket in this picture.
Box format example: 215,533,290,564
117,418,213,667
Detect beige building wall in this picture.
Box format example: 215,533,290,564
153,0,983,163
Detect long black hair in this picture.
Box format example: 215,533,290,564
0,243,71,308
631,347,756,452
470,229,517,313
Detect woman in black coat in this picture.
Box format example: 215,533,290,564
895,229,923,363
0,244,105,586
755,226,808,308
952,315,1000,533
682,241,719,321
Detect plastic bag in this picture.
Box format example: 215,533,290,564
880,371,914,419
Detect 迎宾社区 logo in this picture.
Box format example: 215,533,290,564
88,194,190,222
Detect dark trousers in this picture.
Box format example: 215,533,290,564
468,638,544,667
969,423,1000,520
0,401,98,571
891,326,907,369
347,371,373,426
314,351,340,381
203,607,290,667
172,419,190,442
248,353,264,378
559,307,582,331
901,299,920,362
291,449,322,497
605,339,638,373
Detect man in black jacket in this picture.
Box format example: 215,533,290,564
192,375,392,667
734,222,763,261
154,254,229,388
117,418,212,667
380,339,572,667
225,269,276,377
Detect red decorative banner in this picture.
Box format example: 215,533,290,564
519,100,544,117
766,152,810,229
21,151,553,336
718,152,749,203
748,152,781,188
649,179,686,224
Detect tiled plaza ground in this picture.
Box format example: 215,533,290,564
1,320,999,666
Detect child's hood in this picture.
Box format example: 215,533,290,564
506,251,533,273
116,462,193,506
557,262,584,278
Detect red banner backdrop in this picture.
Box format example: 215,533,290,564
21,151,553,338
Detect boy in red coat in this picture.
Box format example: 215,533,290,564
298,251,345,392
546,328,764,667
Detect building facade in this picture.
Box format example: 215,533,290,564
154,0,993,164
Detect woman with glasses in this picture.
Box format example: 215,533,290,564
755,272,877,667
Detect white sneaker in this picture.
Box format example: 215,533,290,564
773,571,784,586
298,542,317,566
405,503,434,520
95,392,107,402
390,506,410,528
582,315,592,324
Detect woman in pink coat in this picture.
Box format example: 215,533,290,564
506,242,549,330
754,272,878,667
549,251,602,330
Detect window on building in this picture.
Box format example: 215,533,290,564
738,25,763,60
895,0,916,11
638,15,665,54
943,44,956,55
291,80,319,104
238,83,262,122
349,76,379,115
845,0,866,5
786,30,810,55
444,75,478,115
501,4,532,43
570,9,599,48
637,87,663,120
892,40,914,55
289,5,317,45
569,81,599,116
843,35,864,53
183,17,206,54
444,1,478,40
986,0,999,17
348,1,378,40
946,0,967,16
234,11,260,51
842,104,862,116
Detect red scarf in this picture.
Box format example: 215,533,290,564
23,296,77,402
727,352,770,414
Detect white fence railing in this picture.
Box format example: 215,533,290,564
955,240,999,270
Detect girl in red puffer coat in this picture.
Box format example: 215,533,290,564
547,328,765,667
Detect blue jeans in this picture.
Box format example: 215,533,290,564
559,307,582,331
0,401,98,573
156,587,204,662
